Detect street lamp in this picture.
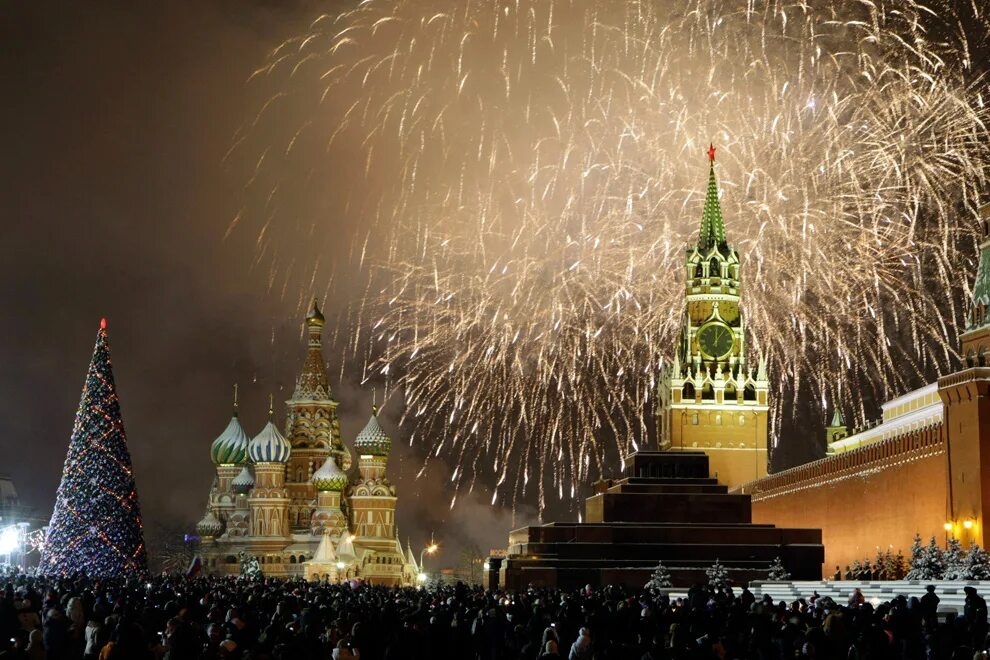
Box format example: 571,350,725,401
418,534,439,584
419,542,439,568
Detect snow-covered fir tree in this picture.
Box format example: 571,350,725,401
944,538,967,580
706,560,730,590
767,557,790,581
875,550,902,580
907,534,923,574
965,543,990,580
645,560,673,592
905,536,945,580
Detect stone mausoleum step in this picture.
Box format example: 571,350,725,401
750,580,990,614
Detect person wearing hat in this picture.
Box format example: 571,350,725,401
965,586,988,644
920,585,939,628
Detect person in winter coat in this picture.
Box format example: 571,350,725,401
568,627,592,660
24,630,43,660
83,609,105,660
42,609,69,660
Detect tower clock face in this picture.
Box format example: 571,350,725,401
698,322,734,359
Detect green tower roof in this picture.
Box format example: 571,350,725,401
971,242,990,325
698,143,727,252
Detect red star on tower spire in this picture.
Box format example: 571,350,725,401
707,143,716,163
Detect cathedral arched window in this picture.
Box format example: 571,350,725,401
682,383,695,400
701,385,715,401
724,383,737,402
709,258,721,278
744,384,757,401
695,263,703,278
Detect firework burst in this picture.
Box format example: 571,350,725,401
232,0,990,512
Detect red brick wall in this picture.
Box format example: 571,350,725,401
740,426,947,576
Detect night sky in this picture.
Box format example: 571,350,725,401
0,1,538,566
4,1,980,567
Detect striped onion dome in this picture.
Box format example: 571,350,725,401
249,417,291,464
354,406,391,457
231,466,254,494
195,509,224,537
311,456,348,492
210,414,249,466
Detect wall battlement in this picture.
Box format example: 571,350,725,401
738,424,944,501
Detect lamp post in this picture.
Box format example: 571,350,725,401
418,535,439,584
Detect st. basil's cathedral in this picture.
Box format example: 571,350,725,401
193,302,420,585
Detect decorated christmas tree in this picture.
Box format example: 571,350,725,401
38,319,147,578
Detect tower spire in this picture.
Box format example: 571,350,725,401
294,298,332,400
233,384,239,418
698,143,727,251
968,208,990,331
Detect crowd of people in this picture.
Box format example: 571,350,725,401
0,571,987,660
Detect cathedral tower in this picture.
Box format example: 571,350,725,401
208,387,249,528
657,145,770,488
939,203,990,548
284,301,350,532
247,401,292,539
349,403,397,541
310,454,349,538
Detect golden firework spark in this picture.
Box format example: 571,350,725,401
232,0,990,512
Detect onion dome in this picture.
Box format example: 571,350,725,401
311,456,348,492
306,298,326,327
231,466,254,494
354,404,391,457
249,397,291,463
196,509,223,537
210,387,249,465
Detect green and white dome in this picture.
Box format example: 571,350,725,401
210,414,249,466
311,456,348,492
354,407,391,457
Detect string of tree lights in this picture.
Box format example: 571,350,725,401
38,319,148,578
